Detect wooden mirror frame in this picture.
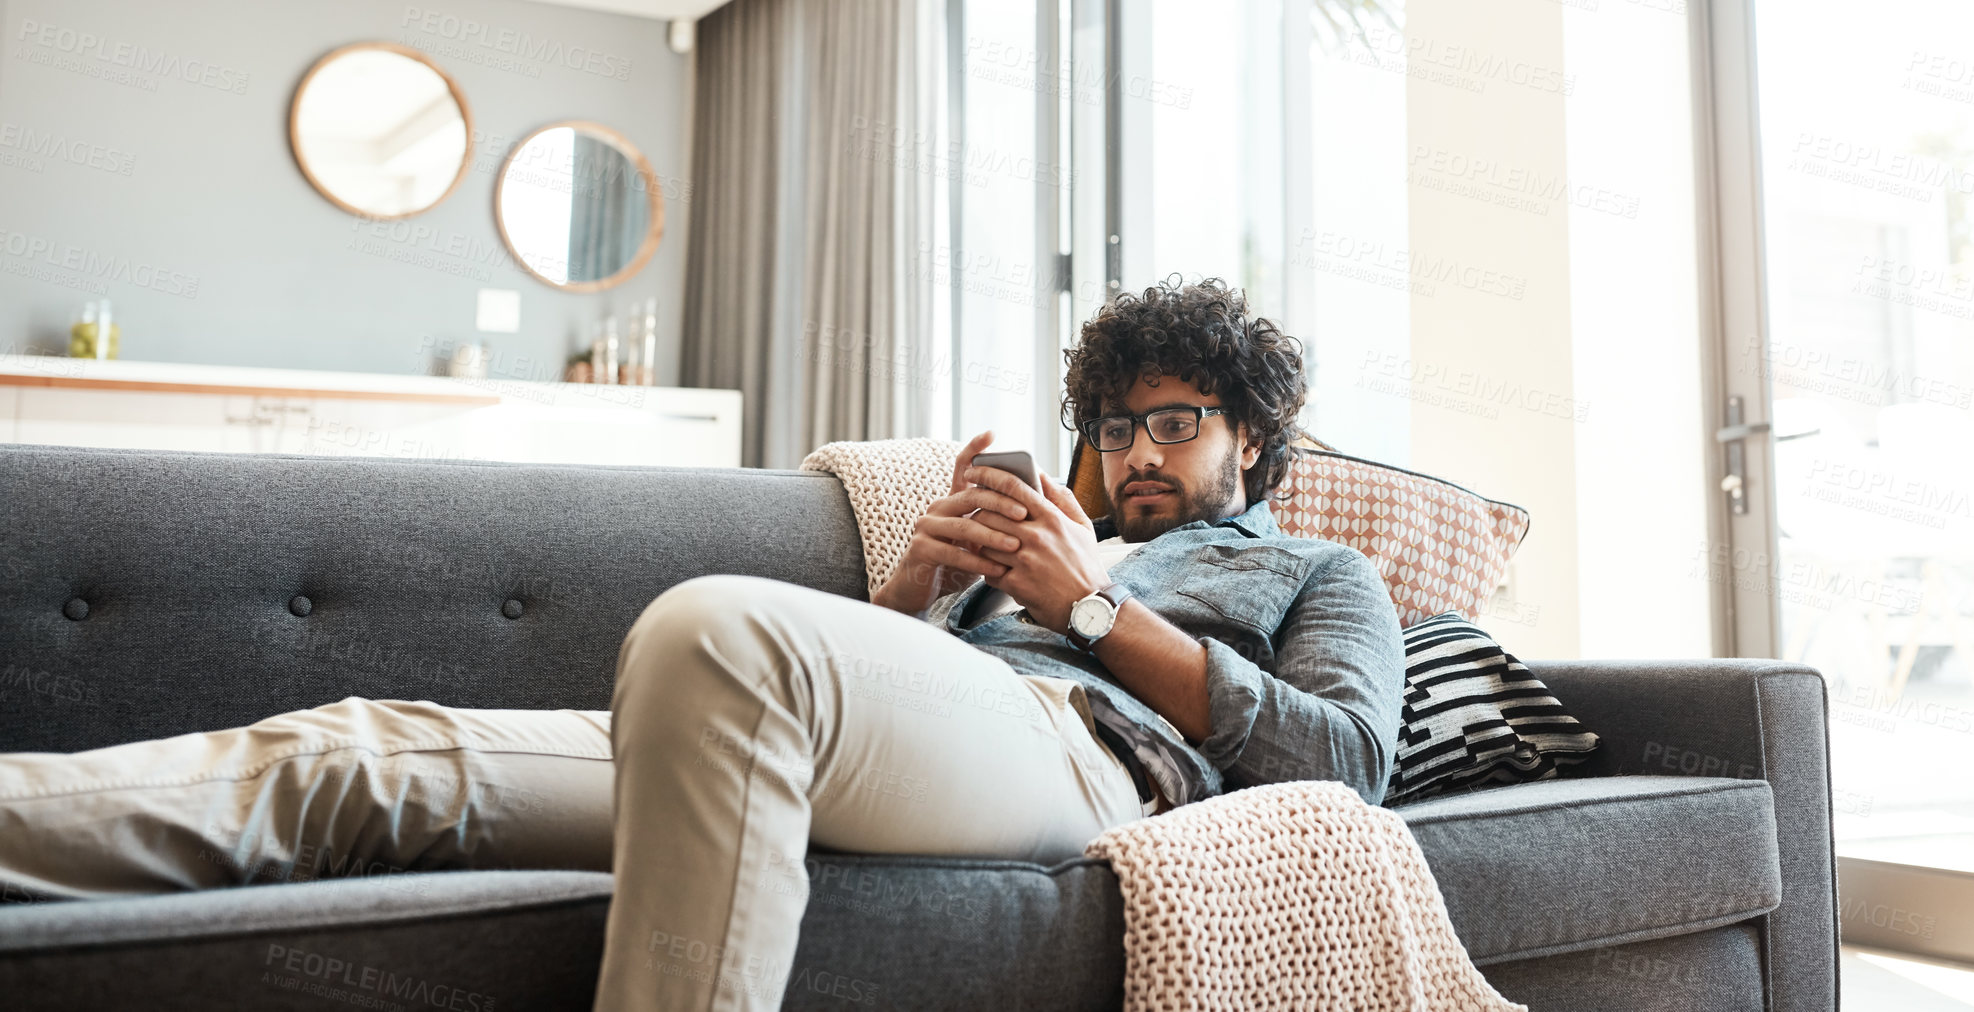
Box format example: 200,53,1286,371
492,120,666,294
288,41,475,221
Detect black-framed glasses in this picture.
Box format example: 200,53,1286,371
1081,406,1229,452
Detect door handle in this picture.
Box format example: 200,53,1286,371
1716,395,1770,516
1715,421,1771,442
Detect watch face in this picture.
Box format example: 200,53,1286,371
1071,597,1111,638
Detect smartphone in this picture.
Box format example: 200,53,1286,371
971,450,1039,490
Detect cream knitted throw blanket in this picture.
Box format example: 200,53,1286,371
798,437,963,596
1086,780,1525,1012
799,439,1518,1011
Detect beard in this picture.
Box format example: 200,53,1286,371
1112,439,1244,543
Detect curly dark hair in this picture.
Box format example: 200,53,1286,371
1061,276,1307,507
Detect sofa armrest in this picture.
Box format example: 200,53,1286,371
1526,658,1837,1012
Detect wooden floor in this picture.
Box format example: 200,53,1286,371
1844,946,1974,1010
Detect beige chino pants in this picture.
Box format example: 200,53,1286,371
0,574,1145,1012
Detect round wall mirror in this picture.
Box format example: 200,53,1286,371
494,120,665,292
289,42,472,219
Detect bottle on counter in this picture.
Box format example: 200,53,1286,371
68,299,121,359
623,318,642,387
600,316,621,384
638,297,658,386
447,340,488,379
96,301,114,359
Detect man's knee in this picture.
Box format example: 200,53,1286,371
626,575,779,646
618,575,808,697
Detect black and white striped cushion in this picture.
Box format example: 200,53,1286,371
1385,613,1600,806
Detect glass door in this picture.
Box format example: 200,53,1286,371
1753,0,1974,875
1711,0,1974,964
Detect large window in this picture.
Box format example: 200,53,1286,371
1103,0,1706,662
1125,0,1410,461
1140,0,1286,319
1298,0,1411,463
927,0,1074,473
1751,0,1974,878
931,0,1707,664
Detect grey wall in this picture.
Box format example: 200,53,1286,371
0,0,693,384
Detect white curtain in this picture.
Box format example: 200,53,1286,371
680,0,945,468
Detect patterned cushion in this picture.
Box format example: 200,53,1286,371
1067,436,1531,629
1387,613,1599,806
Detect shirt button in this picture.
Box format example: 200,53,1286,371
502,599,525,620
63,598,89,621
289,595,313,617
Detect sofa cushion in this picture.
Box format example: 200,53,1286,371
1388,613,1600,805
1271,445,1532,628
1481,922,1766,1012
783,852,1125,1011
0,869,612,954
1,777,1779,1010
0,858,1126,1012
0,870,613,1012
1394,775,1782,964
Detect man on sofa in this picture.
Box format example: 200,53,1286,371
0,277,1405,1012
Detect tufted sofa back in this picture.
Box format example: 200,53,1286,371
0,445,869,753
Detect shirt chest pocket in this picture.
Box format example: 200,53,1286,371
1174,544,1312,637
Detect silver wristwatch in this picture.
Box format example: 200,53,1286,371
1065,583,1133,652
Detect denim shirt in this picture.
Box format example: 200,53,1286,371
924,497,1406,806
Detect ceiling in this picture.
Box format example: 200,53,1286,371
522,0,728,21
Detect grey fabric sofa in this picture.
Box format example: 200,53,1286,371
0,445,1839,1010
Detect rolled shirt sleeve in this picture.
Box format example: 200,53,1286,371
1194,553,1407,804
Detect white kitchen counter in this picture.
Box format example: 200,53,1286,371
0,355,743,468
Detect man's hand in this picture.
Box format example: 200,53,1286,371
872,430,1032,617
967,465,1111,636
